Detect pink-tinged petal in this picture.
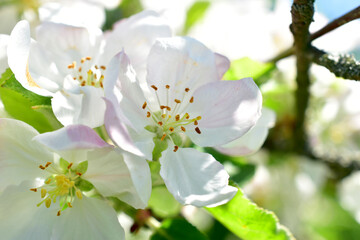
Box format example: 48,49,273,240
104,51,149,133
186,78,262,147
102,10,172,81
33,125,109,151
146,36,219,105
84,148,151,209
7,20,53,96
0,119,52,191
0,34,9,74
159,148,238,207
215,53,230,79
0,181,58,240
215,108,276,156
53,197,125,240
104,98,145,157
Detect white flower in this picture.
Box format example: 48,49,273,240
104,36,262,207
0,118,151,239
7,10,171,128
215,107,276,156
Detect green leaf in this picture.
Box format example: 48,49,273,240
183,1,211,35
224,57,275,84
150,217,209,240
206,188,294,240
148,186,181,218
0,69,62,133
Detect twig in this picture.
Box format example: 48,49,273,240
311,47,360,81
268,5,360,63
290,0,314,153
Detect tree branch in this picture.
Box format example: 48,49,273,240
290,0,314,153
268,5,360,63
311,47,360,80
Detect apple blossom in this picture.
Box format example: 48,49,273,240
104,36,262,207
0,118,151,239
7,10,171,128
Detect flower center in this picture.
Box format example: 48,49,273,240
67,56,105,88
30,161,83,216
142,84,202,152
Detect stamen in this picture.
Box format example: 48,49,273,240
45,198,52,208
162,114,167,119
142,102,147,109
195,127,201,134
166,106,171,111
78,67,82,72
161,134,166,141
85,56,92,61
165,85,170,89
45,162,52,168
67,62,76,69
39,165,46,170
181,126,186,132
185,113,190,119
185,88,190,92
160,105,167,110
67,202,73,208
67,163,73,170
194,120,198,125
41,189,47,198
94,65,98,69
147,112,151,118
100,65,106,70
76,189,83,199
30,188,37,192
57,210,61,216
151,85,158,91
73,77,77,80
175,115,180,121
79,76,83,80
169,127,174,132
158,122,163,126
76,172,82,176
45,178,52,184
81,81,86,86
81,58,85,63
196,116,202,120
173,146,179,152
189,96,194,103
174,99,181,104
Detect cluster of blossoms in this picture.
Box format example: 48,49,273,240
0,9,273,240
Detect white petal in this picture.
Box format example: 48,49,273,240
159,148,238,207
8,20,53,96
215,53,230,79
215,108,276,156
0,119,53,191
102,10,172,82
85,148,152,209
0,181,58,240
0,34,9,74
186,78,262,147
53,197,125,240
52,86,105,128
146,36,219,105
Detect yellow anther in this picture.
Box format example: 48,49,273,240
151,85,158,91
81,58,85,63
160,105,167,110
67,202,73,208
78,67,82,72
45,178,52,184
41,188,47,198
45,198,52,208
142,102,147,109
81,81,86,86
169,127,174,132
79,76,83,80
194,120,198,125
100,65,106,70
30,188,37,192
189,96,194,103
181,126,186,132
73,77,77,80
161,134,166,141
147,112,151,118
166,106,171,111
45,162,52,168
39,165,45,170
85,56,92,61
185,113,190,119
94,74,97,79
196,116,202,120
57,210,61,216
162,114,167,119
175,114,180,121
94,65,98,69
158,122,163,126
165,85,170,89
76,189,83,200
174,99,181,104
76,172,82,176
67,61,76,69
185,88,190,92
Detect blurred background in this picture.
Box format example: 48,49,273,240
1,0,360,239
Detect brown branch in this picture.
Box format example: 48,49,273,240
268,5,360,63
290,0,314,153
